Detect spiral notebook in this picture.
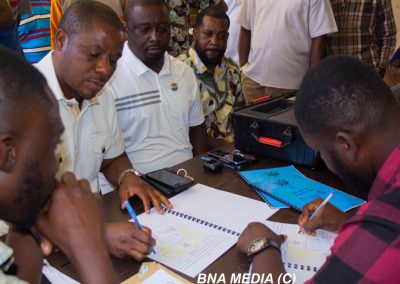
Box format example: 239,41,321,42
264,221,336,283
137,183,277,278
239,166,365,212
254,188,289,209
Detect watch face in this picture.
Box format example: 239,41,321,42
248,237,267,254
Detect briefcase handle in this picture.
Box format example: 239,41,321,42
249,121,293,148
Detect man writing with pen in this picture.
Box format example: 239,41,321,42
237,55,400,283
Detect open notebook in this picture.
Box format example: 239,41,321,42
137,183,277,278
264,221,337,283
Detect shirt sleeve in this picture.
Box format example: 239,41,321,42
102,93,125,160
376,0,397,69
0,270,28,284
306,192,400,283
187,69,205,127
235,0,251,30
231,61,244,105
309,0,338,38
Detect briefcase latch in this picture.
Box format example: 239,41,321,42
250,121,293,148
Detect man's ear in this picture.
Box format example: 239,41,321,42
334,131,358,163
122,20,128,35
192,28,198,42
55,29,67,51
0,134,17,172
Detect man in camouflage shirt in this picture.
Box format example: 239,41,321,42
179,6,243,145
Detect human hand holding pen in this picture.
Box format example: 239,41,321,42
125,200,156,254
298,193,347,235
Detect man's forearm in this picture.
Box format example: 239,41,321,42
251,250,287,283
309,35,326,69
6,227,43,284
238,27,251,67
101,153,133,187
189,123,208,156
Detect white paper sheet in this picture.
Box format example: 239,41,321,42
42,260,79,284
141,269,185,284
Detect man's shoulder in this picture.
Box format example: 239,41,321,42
222,55,240,71
342,187,400,235
97,88,116,105
176,50,191,63
168,54,197,79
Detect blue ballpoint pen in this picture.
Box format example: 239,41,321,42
125,200,156,254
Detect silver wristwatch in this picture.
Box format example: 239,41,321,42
247,237,281,261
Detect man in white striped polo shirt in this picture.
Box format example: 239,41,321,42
103,0,209,174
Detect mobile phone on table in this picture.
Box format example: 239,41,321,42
208,149,249,166
143,169,193,197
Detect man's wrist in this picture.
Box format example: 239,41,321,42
118,168,142,185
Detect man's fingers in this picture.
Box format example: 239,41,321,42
299,198,324,228
125,247,153,261
137,190,151,213
154,190,173,209
278,234,287,245
60,172,78,185
298,207,312,227
120,191,131,209
147,190,164,215
78,179,91,194
30,226,54,255
40,237,54,256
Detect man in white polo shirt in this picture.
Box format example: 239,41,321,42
36,1,171,261
103,0,208,174
237,0,338,102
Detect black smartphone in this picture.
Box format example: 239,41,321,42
144,169,193,196
208,149,249,166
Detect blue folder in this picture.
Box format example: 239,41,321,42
239,166,365,212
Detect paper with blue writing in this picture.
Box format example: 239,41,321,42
239,166,365,212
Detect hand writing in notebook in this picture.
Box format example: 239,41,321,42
298,198,347,235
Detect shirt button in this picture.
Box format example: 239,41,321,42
101,147,106,153
56,153,63,163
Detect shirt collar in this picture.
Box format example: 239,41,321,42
188,48,208,74
368,144,400,200
123,42,174,76
188,47,228,78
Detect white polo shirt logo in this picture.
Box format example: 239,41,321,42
170,82,178,91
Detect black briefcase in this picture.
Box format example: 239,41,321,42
232,96,320,168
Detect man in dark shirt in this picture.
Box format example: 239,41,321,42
238,55,400,283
